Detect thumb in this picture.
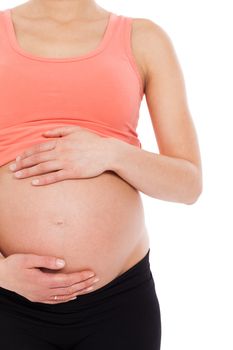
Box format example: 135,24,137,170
42,126,79,137
23,254,66,269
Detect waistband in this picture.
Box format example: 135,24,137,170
0,249,151,314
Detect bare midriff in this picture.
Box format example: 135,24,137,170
0,160,150,291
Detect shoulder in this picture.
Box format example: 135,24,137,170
130,16,173,49
129,17,177,81
0,10,5,25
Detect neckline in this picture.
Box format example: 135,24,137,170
3,8,116,62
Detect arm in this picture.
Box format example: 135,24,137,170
108,18,202,205
0,252,5,287
108,139,201,204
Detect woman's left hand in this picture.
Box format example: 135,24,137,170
9,126,116,186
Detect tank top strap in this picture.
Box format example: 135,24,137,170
107,13,143,98
0,11,7,43
0,10,13,56
107,13,133,54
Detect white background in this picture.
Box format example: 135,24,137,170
1,1,232,349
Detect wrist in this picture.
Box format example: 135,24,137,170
104,136,135,174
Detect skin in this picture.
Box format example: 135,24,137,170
0,0,202,303
7,0,203,203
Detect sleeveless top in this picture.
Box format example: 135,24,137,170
0,8,144,166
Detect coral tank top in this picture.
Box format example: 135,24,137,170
0,8,144,166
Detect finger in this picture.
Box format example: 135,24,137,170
48,270,96,289
42,126,80,137
15,140,57,161
22,254,66,269
49,275,99,295
13,160,62,180
48,285,95,303
42,296,77,304
31,169,68,186
12,151,56,172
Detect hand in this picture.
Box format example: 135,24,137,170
0,253,99,304
8,126,115,186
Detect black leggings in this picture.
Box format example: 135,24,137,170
0,249,161,350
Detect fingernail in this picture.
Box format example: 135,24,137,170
32,179,39,185
93,277,100,283
86,286,94,291
56,259,65,267
88,273,95,278
9,163,16,171
70,297,77,300
14,171,22,177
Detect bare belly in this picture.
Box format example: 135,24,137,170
0,159,150,291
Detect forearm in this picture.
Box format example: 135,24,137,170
107,138,202,205
0,253,5,287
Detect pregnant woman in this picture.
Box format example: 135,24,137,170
0,1,202,349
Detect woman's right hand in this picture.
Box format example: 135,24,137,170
0,252,99,304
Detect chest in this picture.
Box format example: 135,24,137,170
10,11,146,91
12,14,109,58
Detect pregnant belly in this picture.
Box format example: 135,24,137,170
0,161,149,290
